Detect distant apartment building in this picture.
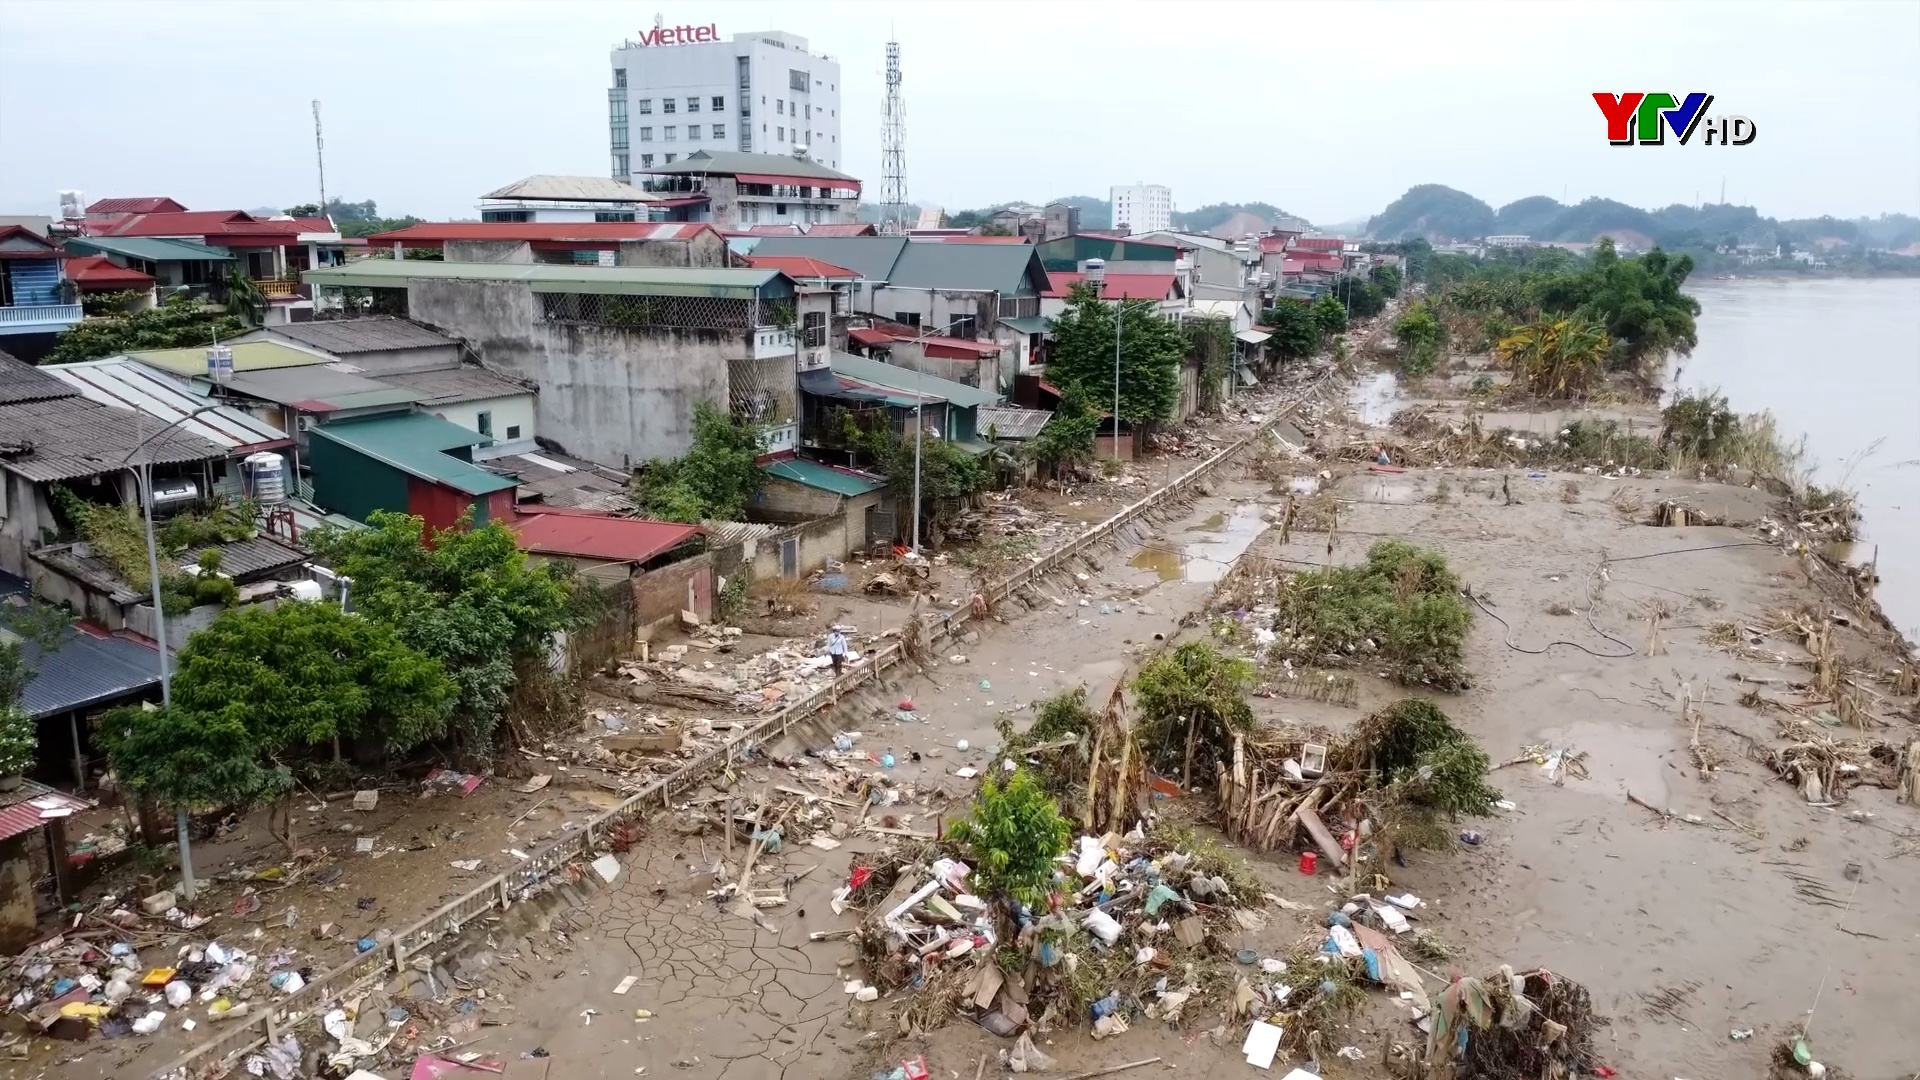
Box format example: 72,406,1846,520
1484,234,1535,249
1109,184,1172,235
609,26,842,182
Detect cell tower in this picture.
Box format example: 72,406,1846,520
879,40,908,235
313,100,327,217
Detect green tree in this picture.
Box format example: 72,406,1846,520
1392,301,1445,376
98,704,288,819
977,223,1014,237
946,768,1071,905
1368,262,1403,297
632,403,764,523
1024,395,1100,475
1045,285,1183,431
1183,315,1234,413
1260,299,1320,360
1311,293,1349,338
307,511,579,747
1133,641,1255,782
49,293,248,362
1334,277,1387,318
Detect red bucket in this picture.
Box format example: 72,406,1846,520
1299,851,1318,875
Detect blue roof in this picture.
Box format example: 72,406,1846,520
18,627,160,718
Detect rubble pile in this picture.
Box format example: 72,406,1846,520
615,628,863,714
3,918,323,1050
853,825,1269,1040
1428,966,1603,1080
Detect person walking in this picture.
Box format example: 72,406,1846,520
826,627,849,676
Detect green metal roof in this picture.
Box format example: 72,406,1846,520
63,236,232,262
310,413,515,496
829,351,1002,409
304,259,794,299
763,458,886,497
128,340,330,376
887,242,1047,295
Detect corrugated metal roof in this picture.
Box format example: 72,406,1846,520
509,511,700,563
482,175,653,202
977,407,1054,440
212,365,421,412
0,352,80,405
86,197,187,215
640,150,860,184
700,519,785,546
259,318,455,355
0,780,91,844
1045,272,1177,300
763,457,887,497
45,358,290,451
303,260,791,300
64,256,155,288
828,352,1003,409
63,236,232,263
483,450,629,509
179,535,309,581
998,315,1051,334
732,236,907,282
129,341,331,376
374,366,530,406
0,396,225,482
744,255,860,279
313,413,516,496
17,625,161,719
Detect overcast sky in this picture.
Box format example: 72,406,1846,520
3,0,1916,225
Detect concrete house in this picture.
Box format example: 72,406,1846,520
635,150,862,230
478,175,663,223
76,200,347,324
62,236,234,305
302,260,824,468
0,228,80,362
365,221,731,269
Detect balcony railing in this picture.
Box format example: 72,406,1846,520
0,303,83,328
254,277,301,299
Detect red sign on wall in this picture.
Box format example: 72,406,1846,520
636,23,718,46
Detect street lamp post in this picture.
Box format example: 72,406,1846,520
892,315,974,554
121,403,221,903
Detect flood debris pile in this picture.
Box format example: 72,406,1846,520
1421,966,1603,1080
853,769,1268,1045
616,629,860,714
1270,540,1474,690
993,686,1149,835
1218,699,1499,860
3,922,322,1051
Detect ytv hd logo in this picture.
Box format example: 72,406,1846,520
1592,93,1757,146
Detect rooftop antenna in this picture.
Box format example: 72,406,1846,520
312,100,327,219
878,37,908,235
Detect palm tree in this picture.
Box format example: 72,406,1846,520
221,269,267,327
1495,316,1610,398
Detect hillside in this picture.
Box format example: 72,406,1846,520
1372,184,1920,252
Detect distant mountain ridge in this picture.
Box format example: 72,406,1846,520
1367,184,1920,252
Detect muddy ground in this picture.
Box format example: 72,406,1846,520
23,367,1919,1080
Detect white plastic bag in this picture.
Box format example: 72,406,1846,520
1007,1032,1056,1072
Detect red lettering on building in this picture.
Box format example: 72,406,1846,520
636,23,719,47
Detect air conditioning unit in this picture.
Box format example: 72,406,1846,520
297,415,316,431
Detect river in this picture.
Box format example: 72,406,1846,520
1674,276,1920,638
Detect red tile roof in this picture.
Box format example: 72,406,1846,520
922,338,1003,358
0,783,89,845
1045,271,1176,300
88,210,255,236
509,511,701,564
85,197,187,215
730,223,879,238
1290,236,1345,252
1257,234,1292,254
367,221,721,245
1282,253,1345,275
63,255,156,289
848,326,894,348
745,254,860,279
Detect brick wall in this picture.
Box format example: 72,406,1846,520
631,554,714,639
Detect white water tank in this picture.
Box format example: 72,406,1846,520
284,579,323,603
244,451,287,504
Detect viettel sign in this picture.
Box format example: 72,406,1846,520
636,23,719,46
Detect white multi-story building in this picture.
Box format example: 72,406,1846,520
609,25,843,183
1110,183,1173,235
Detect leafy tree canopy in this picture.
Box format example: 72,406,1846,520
1045,285,1184,425
1259,299,1321,360
632,402,764,524
49,293,247,363
307,511,578,745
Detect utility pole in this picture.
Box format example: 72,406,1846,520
312,100,327,218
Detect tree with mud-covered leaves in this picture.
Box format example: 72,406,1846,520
1045,284,1183,433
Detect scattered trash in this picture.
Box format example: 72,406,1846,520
613,976,638,995
352,789,379,811
1729,1027,1753,1040
1459,830,1483,845
591,854,622,883
1242,1019,1284,1068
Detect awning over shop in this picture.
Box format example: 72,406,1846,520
999,316,1052,335
1235,329,1273,345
